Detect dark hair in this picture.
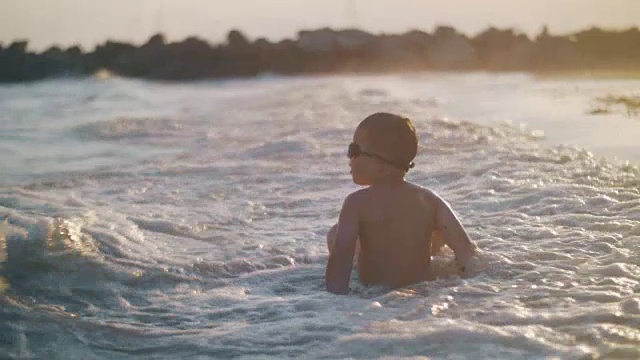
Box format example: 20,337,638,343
356,112,418,171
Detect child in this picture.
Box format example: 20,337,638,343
325,112,478,294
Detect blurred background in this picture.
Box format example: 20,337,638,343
2,0,640,51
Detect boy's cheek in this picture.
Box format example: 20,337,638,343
350,171,362,184
352,172,371,186
350,160,372,184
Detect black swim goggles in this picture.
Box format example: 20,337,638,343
347,143,414,171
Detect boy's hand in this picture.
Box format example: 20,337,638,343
431,229,445,255
325,193,360,294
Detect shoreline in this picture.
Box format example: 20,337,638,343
3,25,640,83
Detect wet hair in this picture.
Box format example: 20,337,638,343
356,112,418,171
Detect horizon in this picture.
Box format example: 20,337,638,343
2,0,640,51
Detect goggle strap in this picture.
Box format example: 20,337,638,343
347,143,414,172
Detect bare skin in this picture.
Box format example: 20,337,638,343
325,127,477,294
326,224,445,264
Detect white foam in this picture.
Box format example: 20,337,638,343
1,73,639,358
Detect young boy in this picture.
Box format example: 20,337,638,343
325,112,478,294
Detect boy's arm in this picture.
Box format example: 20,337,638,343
433,195,477,273
325,194,360,295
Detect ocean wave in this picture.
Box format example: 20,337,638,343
74,116,183,141
1,75,640,358
240,138,323,161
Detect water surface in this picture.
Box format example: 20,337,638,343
1,73,639,359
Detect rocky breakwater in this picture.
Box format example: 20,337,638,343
2,26,640,83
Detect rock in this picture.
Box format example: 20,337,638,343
532,27,581,70
2,25,640,83
297,28,375,53
472,27,535,70
427,26,478,70
227,29,250,49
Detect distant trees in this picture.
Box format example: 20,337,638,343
2,25,640,83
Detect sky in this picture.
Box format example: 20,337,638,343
1,0,639,51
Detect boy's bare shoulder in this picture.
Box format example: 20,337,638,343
345,187,371,200
341,188,371,210
343,182,443,213
346,182,441,198
404,182,443,204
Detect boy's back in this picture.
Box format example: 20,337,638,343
327,181,476,292
354,182,436,287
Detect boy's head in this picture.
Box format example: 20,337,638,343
349,112,417,184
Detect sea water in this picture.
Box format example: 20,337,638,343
0,73,638,359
